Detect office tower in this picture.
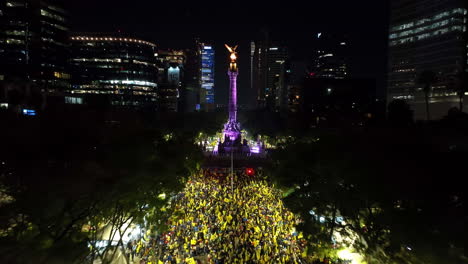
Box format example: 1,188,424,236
157,49,186,112
184,45,200,112
0,0,69,97
69,35,158,108
266,46,288,110
388,0,468,119
199,41,215,111
252,40,268,108
252,40,289,111
287,60,307,112
310,32,348,80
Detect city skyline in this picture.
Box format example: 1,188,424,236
2,1,468,264
68,0,390,106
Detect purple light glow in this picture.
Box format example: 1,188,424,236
223,70,241,141
228,71,238,123
251,146,261,154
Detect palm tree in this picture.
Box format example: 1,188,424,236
417,70,437,121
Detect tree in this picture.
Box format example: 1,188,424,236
0,113,203,263
417,70,437,121
268,129,468,263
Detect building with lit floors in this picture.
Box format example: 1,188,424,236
388,0,468,120
310,32,348,80
252,40,267,108
69,35,158,108
199,42,215,111
157,49,186,112
267,46,289,111
0,0,70,108
183,46,200,112
252,40,289,111
287,60,307,112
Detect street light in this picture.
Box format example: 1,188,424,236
231,145,234,193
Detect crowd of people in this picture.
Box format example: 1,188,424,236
141,168,307,263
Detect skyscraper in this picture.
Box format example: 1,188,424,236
252,40,289,111
252,40,267,108
310,32,348,80
157,49,186,112
0,0,69,95
69,35,158,108
183,44,200,112
388,0,468,120
266,46,288,110
287,59,307,112
199,42,215,111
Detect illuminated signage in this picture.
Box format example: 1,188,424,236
22,109,36,116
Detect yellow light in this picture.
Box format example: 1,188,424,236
337,249,365,264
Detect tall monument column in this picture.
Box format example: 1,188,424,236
228,70,239,122
223,44,241,140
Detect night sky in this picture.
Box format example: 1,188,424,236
68,0,390,107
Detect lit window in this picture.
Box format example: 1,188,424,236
40,9,65,22
54,72,70,79
390,8,467,46
5,30,25,36
6,1,24,7
41,20,68,31
6,38,24,44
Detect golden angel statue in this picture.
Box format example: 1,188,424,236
225,44,238,62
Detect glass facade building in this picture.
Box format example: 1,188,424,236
0,0,70,93
252,41,289,111
69,36,158,107
310,32,348,80
156,49,186,112
388,0,468,119
200,43,215,107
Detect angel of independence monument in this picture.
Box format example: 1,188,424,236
216,44,252,155
224,44,241,141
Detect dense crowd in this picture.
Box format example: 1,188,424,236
142,168,307,263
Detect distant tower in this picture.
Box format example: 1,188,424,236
200,42,215,111
223,44,241,140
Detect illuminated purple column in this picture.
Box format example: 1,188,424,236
228,70,239,122
223,44,241,140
